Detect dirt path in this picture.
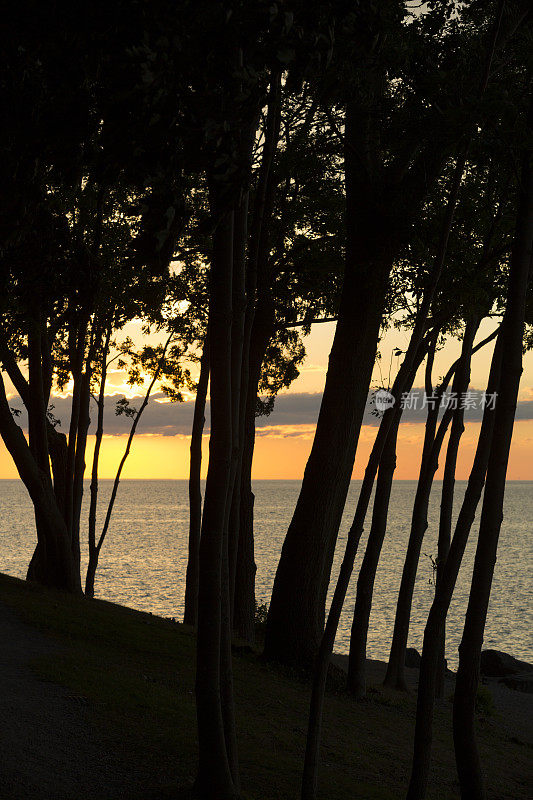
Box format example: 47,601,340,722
0,602,163,800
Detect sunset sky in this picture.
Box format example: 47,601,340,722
1,317,532,480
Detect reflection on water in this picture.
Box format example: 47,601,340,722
0,479,531,667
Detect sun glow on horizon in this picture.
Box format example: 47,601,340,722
0,418,532,481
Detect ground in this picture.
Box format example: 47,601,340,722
0,572,530,799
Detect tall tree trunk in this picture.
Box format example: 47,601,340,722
384,325,476,691
85,546,98,600
63,321,87,543
226,178,251,631
71,365,92,568
406,329,503,800
233,293,275,641
434,316,480,697
346,416,400,698
453,100,532,800
229,72,281,638
265,103,400,670
220,150,253,791
265,75,471,670
183,334,210,626
301,311,440,799
195,201,238,800
86,328,111,598
197,46,261,795
347,328,447,698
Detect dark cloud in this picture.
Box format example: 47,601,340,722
7,388,533,437
253,390,533,428
8,393,194,437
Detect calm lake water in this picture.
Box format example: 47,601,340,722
0,479,531,668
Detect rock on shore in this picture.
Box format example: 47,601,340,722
480,649,533,694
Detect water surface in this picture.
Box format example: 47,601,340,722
0,479,531,667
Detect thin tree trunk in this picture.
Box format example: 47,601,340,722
64,321,87,541
301,305,443,799
27,313,51,475
220,143,253,790
406,329,503,800
229,72,281,636
266,86,470,670
346,328,445,698
86,327,111,597
225,174,250,633
384,325,476,691
233,293,275,641
434,316,480,697
72,364,92,567
195,200,237,800
453,99,532,800
85,332,173,596
183,333,210,626
346,415,400,698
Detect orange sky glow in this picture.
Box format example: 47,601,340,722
0,319,532,480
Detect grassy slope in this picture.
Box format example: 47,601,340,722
0,572,529,800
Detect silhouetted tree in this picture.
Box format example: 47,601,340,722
265,1,490,669
452,93,532,800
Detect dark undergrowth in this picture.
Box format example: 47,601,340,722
0,572,529,800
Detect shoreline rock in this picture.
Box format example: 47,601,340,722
480,649,533,678
480,650,533,694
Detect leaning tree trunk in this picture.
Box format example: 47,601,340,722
265,86,465,670
301,298,444,799
183,334,209,626
406,329,503,800
383,408,445,689
0,369,80,593
345,331,434,699
346,416,400,697
434,316,480,697
0,323,78,590
384,325,476,691
453,100,532,800
264,261,392,668
85,331,173,597
23,313,82,591
265,105,401,670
